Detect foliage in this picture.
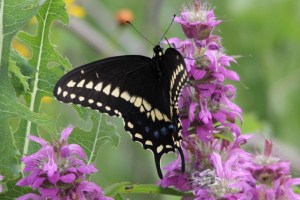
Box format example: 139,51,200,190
0,0,118,198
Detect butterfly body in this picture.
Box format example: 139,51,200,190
54,45,187,178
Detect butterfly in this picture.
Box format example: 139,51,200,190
53,45,188,178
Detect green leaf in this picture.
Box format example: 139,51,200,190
9,50,34,96
0,79,55,181
0,0,40,72
5,0,71,163
294,186,300,194
9,59,30,92
214,131,234,142
10,50,34,75
0,119,20,179
114,193,125,200
0,0,62,181
70,111,120,164
0,178,34,199
0,71,56,175
14,0,71,154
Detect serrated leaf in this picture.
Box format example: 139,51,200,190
16,0,71,137
9,59,30,92
0,0,63,196
70,111,120,164
10,50,34,77
0,0,58,182
9,50,34,96
0,77,55,178
0,72,56,164
0,0,40,72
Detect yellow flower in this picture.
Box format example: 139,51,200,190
28,0,85,25
41,96,53,104
65,0,85,18
12,39,31,59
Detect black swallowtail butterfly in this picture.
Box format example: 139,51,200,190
54,45,187,178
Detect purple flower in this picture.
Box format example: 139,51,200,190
160,1,300,199
198,98,212,124
159,134,256,199
175,1,221,40
247,140,300,199
160,3,244,196
16,181,113,200
16,126,112,200
189,146,256,199
16,193,42,200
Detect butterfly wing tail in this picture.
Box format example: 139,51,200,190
178,147,185,173
154,147,185,179
154,154,163,179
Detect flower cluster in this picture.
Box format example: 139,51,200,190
16,126,112,200
159,1,300,199
247,140,300,199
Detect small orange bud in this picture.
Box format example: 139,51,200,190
116,8,134,26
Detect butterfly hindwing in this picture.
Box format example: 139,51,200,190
54,46,187,178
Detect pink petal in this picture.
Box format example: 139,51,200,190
226,70,240,81
60,173,76,183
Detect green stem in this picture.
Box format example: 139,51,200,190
104,182,193,197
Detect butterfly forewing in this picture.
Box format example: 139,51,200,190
55,56,148,114
54,47,187,178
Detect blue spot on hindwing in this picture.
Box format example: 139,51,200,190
145,126,150,133
161,127,167,135
168,124,177,133
169,124,174,131
153,131,159,139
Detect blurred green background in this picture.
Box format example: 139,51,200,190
20,0,300,199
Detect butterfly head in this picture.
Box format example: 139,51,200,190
153,45,164,58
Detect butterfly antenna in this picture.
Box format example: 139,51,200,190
164,37,171,47
126,21,155,46
159,14,176,44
